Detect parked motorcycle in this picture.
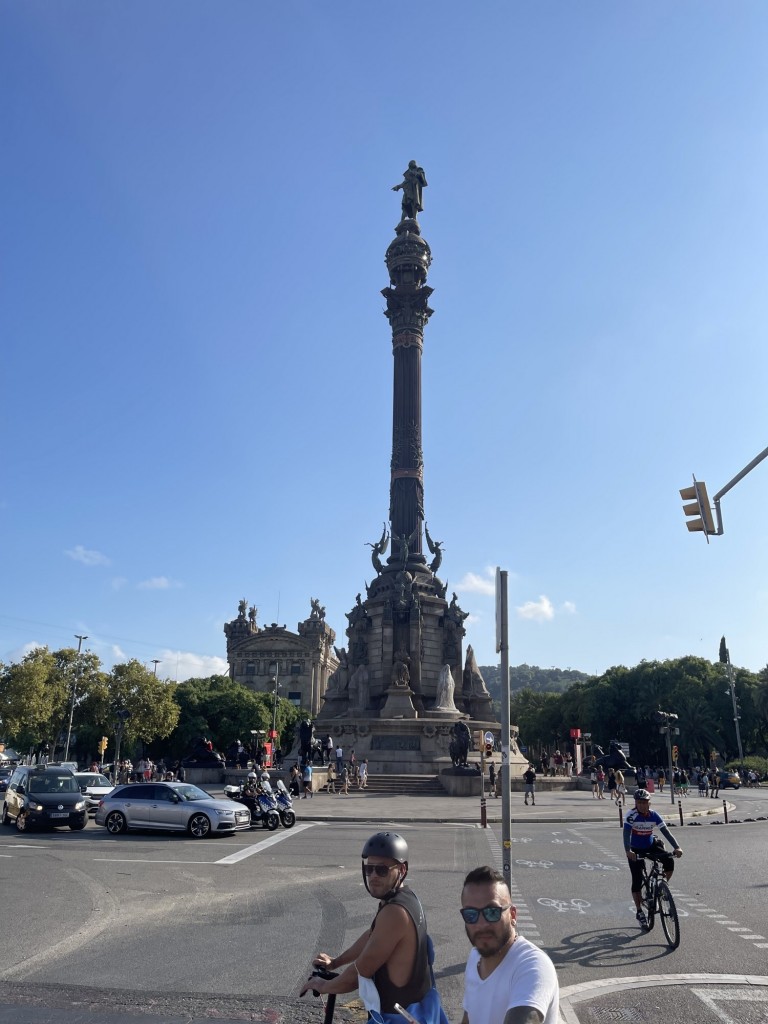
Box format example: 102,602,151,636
224,777,279,831
274,778,296,829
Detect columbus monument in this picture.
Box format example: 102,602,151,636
312,162,519,778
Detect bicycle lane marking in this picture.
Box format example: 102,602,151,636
485,827,542,943
215,822,315,864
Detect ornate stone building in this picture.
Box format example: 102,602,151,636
224,599,338,716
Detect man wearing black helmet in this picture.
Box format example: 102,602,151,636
300,831,433,1018
624,788,683,929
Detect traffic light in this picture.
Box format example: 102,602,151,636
680,479,716,537
98,736,108,755
672,744,679,762
484,740,494,757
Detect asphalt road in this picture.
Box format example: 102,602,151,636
0,787,766,1023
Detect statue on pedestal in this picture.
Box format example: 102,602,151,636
434,664,457,712
449,720,470,767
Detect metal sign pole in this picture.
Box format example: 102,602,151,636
496,568,511,895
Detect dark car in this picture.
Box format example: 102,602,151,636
94,781,250,838
1,765,87,832
718,769,741,789
0,767,14,794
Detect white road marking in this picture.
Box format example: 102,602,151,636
559,975,768,1024
216,822,315,864
692,985,768,1024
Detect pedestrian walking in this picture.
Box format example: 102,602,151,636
302,761,313,799
488,761,496,797
339,763,350,795
326,762,336,794
522,763,536,806
358,758,368,789
596,767,606,799
335,744,343,773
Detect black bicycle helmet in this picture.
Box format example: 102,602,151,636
362,831,408,863
361,832,408,898
634,788,651,800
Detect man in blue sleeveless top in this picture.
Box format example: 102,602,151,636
300,831,432,1017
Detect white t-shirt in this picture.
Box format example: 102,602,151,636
463,936,559,1024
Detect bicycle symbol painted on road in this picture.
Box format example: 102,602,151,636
510,836,532,843
537,897,591,914
551,838,582,845
578,861,620,871
515,859,554,869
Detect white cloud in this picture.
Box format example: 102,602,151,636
562,601,577,615
7,641,45,662
516,595,555,622
65,545,110,567
111,644,127,661
456,568,497,596
137,576,182,590
155,649,229,682
111,577,128,590
465,613,481,625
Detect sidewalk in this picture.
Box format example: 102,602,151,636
251,786,734,826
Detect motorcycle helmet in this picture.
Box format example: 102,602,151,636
361,831,408,897
260,772,270,782
247,771,258,780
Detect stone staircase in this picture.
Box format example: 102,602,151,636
360,773,444,795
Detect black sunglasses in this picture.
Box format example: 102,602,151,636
364,864,396,877
460,904,512,924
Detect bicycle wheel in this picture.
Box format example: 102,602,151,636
658,882,680,949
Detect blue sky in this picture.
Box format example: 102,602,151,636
2,2,767,683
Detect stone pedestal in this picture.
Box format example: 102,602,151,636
380,685,418,719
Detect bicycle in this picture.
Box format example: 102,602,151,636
639,852,680,949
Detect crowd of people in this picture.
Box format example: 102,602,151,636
288,744,370,798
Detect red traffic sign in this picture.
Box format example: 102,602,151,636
570,728,581,739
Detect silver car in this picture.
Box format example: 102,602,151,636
94,781,251,838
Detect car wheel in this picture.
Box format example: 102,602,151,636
105,811,127,835
1,803,10,826
15,811,28,833
69,820,87,831
188,813,211,839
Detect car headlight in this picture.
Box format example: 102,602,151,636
75,801,86,811
30,803,44,812
215,808,234,817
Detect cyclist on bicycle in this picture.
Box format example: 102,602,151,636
624,788,683,929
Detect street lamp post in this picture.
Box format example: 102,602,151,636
151,659,161,676
113,709,131,784
64,635,88,762
269,661,280,768
720,638,744,772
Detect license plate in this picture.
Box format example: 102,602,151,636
50,812,69,818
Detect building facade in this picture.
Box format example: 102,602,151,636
224,599,338,716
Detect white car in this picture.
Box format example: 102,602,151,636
73,772,114,815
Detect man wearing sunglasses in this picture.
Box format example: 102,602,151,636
300,832,433,1019
460,866,559,1024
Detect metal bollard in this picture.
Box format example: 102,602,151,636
480,796,487,828
618,802,624,828
678,799,684,826
723,798,728,824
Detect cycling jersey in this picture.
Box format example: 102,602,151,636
623,808,677,851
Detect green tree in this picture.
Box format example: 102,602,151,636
165,675,304,761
